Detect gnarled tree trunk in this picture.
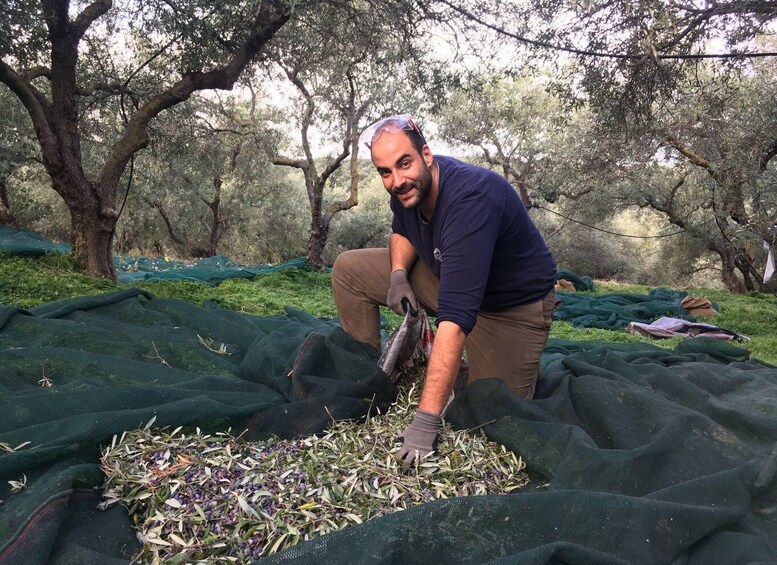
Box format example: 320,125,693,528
0,0,291,279
70,207,118,279
307,218,331,270
709,241,746,293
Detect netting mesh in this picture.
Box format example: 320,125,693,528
554,288,699,329
0,290,775,564
0,225,317,285
0,225,71,256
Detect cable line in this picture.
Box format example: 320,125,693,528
440,0,777,60
533,204,688,238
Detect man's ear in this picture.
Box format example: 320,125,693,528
422,145,434,167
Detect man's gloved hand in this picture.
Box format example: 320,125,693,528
394,409,440,468
387,268,418,316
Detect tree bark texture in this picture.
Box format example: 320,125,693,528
0,0,290,279
709,241,746,294
307,217,330,270
0,180,18,226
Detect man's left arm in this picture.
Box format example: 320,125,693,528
394,321,465,467
395,195,498,467
418,321,466,414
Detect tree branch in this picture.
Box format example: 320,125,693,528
73,0,112,38
18,64,137,101
143,196,188,246
758,137,777,172
96,0,291,192
323,74,364,221
665,136,712,169
270,155,307,169
0,61,58,164
21,66,52,81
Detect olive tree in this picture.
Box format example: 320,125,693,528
260,1,444,269
0,0,292,278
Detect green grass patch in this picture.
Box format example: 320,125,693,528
588,280,777,364
1,253,775,365
0,253,118,307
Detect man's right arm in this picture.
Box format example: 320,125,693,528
389,233,417,272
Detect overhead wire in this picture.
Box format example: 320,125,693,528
532,204,689,238
438,0,777,60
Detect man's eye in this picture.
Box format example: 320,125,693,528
400,160,410,168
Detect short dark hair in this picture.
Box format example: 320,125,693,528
403,126,427,156
366,115,428,156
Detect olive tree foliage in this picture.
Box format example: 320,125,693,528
258,0,443,269
113,92,275,259
0,0,294,279
613,57,777,292
438,0,777,126
490,0,777,292
0,86,38,226
436,58,777,291
436,0,776,291
436,75,566,208
545,56,777,292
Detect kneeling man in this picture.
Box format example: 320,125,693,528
332,115,556,465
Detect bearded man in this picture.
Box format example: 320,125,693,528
332,115,556,466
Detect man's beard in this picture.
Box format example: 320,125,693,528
396,162,432,209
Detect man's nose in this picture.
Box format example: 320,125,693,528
391,172,406,189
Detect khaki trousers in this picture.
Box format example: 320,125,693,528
332,248,554,399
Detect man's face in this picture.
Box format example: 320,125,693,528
370,130,433,209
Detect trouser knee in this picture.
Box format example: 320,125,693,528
332,249,359,284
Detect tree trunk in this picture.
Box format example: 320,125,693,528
47,164,120,278
710,242,746,293
1,0,290,280
70,208,118,280
307,217,330,270
0,179,18,226
115,226,141,255
735,257,756,292
202,176,227,257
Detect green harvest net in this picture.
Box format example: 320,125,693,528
0,225,70,256
1,225,582,291
554,288,699,330
555,268,594,292
0,225,321,285
113,256,319,285
1,289,776,564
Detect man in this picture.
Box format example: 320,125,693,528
332,115,556,466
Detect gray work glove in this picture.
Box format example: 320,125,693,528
394,409,440,468
387,269,418,316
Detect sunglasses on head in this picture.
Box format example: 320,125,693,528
360,114,426,149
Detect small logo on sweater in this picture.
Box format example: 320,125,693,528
433,248,442,262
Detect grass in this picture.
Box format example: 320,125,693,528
1,252,775,365
589,280,777,365
0,253,118,306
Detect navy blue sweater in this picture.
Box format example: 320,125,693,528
391,155,556,334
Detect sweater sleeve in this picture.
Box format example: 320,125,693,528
435,193,501,334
